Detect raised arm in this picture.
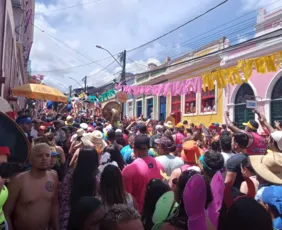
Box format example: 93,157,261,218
225,111,243,134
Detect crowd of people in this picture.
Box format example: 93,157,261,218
1,107,282,230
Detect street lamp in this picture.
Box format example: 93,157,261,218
96,45,123,67
69,77,84,88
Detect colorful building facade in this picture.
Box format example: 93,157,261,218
124,7,282,127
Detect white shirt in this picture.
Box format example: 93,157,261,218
221,151,235,179
30,127,38,138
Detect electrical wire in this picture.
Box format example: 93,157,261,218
127,0,228,53
31,0,280,73
133,28,282,77
32,23,106,68
87,60,116,77
35,0,105,15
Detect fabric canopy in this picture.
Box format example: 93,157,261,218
0,97,12,113
12,84,68,102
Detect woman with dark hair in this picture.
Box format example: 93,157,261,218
115,131,127,147
161,170,213,230
102,145,125,170
60,147,99,230
98,164,137,211
67,197,105,230
142,179,170,230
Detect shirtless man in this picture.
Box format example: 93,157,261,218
4,143,59,230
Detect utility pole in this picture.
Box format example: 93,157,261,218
120,50,126,119
121,50,126,82
82,76,87,93
69,85,72,97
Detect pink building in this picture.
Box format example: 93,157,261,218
0,0,35,111
224,8,282,128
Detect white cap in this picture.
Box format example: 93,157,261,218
271,131,282,152
116,129,122,133
80,123,88,130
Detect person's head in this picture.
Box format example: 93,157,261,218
134,135,150,158
261,185,282,229
115,132,126,147
103,145,124,170
16,115,33,133
232,133,249,153
33,119,43,130
138,124,147,134
50,151,59,168
205,101,209,107
107,129,116,143
155,125,164,135
241,156,255,177
269,131,282,153
199,150,224,179
100,204,143,230
155,137,176,155
243,120,259,133
142,179,170,230
220,134,232,152
219,197,272,230
99,164,126,207
176,123,185,133
183,120,188,126
70,147,99,208
30,143,51,170
37,125,47,136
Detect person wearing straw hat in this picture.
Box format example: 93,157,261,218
250,151,282,202
225,111,267,155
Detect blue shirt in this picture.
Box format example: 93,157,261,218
121,145,131,157
123,148,155,165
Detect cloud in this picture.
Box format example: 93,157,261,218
30,0,225,92
241,0,282,11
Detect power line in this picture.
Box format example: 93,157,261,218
32,23,106,68
127,0,229,52
87,60,116,77
35,0,105,15
133,28,282,77
84,29,282,90
152,0,282,61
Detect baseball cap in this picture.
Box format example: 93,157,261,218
261,185,282,229
16,116,32,124
134,135,150,150
51,151,60,157
176,123,184,129
181,140,203,164
154,137,175,151
243,120,259,131
270,131,282,152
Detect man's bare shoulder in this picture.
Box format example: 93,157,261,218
12,171,30,181
47,170,58,181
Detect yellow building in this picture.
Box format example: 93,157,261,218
129,38,229,126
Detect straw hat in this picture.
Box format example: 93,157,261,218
164,121,173,129
76,128,85,137
250,151,282,185
81,130,107,150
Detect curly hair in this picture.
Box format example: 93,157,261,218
100,204,141,230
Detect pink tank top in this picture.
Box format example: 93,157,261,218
246,132,267,155
175,132,186,152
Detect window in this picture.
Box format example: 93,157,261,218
271,77,282,126
146,98,153,118
127,100,133,117
159,96,166,121
234,83,255,129
136,100,143,118
201,86,216,113
184,90,196,114
171,95,181,112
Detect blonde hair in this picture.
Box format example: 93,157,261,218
31,143,51,156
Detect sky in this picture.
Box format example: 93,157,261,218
30,0,282,93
